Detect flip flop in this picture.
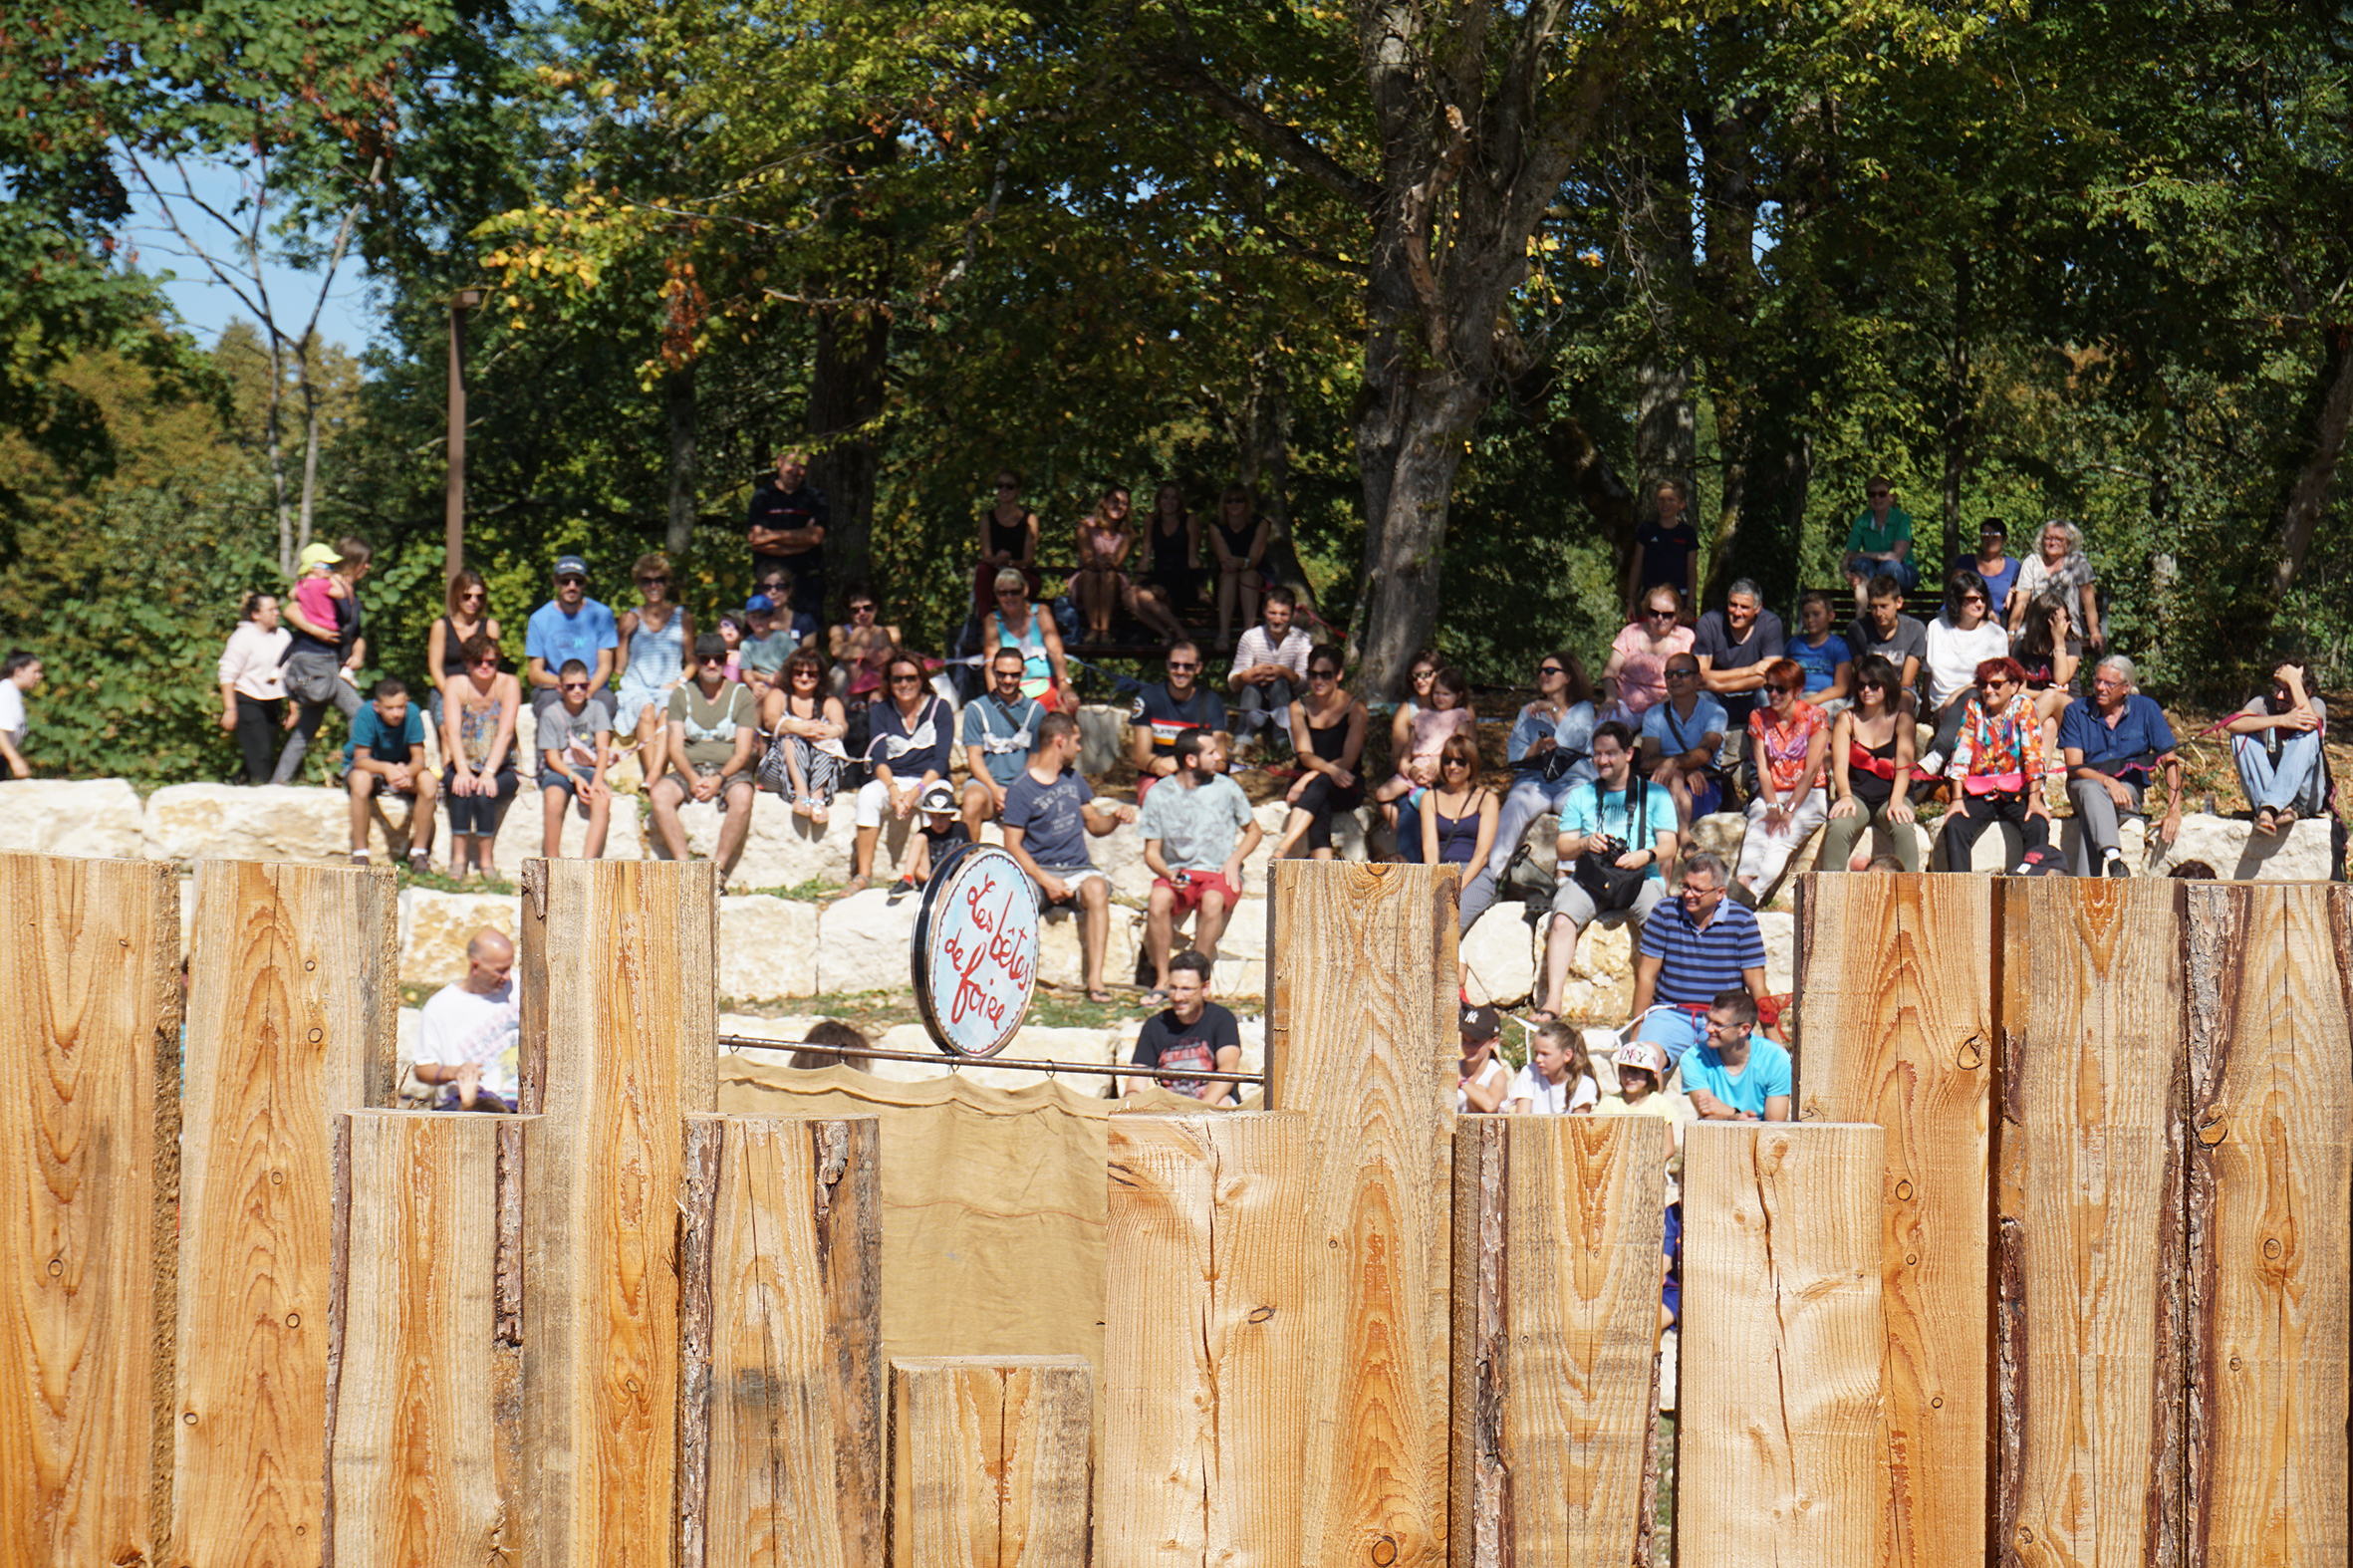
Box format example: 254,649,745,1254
1141,989,1172,1008
2255,805,2277,836
1087,989,1116,1005
1527,1008,1560,1025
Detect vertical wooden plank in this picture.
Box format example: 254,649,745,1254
1264,861,1455,1568
325,1109,533,1568
517,857,718,1568
890,1357,1092,1568
1680,1122,1886,1568
677,1114,882,1568
1996,876,2187,1568
0,853,180,1568
1103,1112,1310,1568
2183,883,2352,1568
1450,1116,1670,1568
175,860,398,1568
995,1358,1092,1568
1794,871,1993,1568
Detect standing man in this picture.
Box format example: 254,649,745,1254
413,927,520,1112
1842,474,1917,608
1624,476,1700,622
0,650,42,778
1139,727,1261,998
525,555,619,720
1692,578,1786,746
2060,653,2183,877
1129,640,1231,799
648,633,762,883
343,677,439,873
1844,574,1929,706
748,448,829,641
1226,586,1312,756
1679,989,1792,1123
1001,712,1137,1005
959,648,1047,842
1123,950,1243,1106
1626,850,1769,1065
1535,721,1680,1024
272,535,372,784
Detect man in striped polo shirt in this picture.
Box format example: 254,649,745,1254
1627,851,1768,1065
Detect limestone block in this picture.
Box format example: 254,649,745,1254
1461,905,1539,1009
717,895,820,1002
1076,704,1128,776
1688,812,1748,873
1755,910,1796,995
145,783,351,862
661,789,937,893
2120,811,2333,880
0,778,144,859
487,790,644,880
1089,801,1158,901
1036,901,1142,992
851,1022,1119,1092
397,889,522,988
1134,893,1268,1004
396,1005,420,1076
814,886,922,995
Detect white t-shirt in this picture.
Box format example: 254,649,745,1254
0,678,23,741
1456,1055,1512,1113
1922,618,2010,710
415,978,520,1102
1508,1064,1599,1115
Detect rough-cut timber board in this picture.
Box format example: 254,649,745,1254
1450,1115,1670,1568
1103,1112,1309,1568
0,853,180,1568
1794,871,1993,1568
890,1356,1091,1568
1264,861,1456,1568
1995,876,2187,1568
1680,1121,1886,1568
518,857,719,1568
174,860,398,1568
2183,883,2352,1568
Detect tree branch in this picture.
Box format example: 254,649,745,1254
1133,51,1381,212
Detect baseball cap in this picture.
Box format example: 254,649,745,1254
1459,1003,1502,1040
917,781,956,814
297,542,341,572
746,594,777,615
1612,1038,1671,1081
552,554,588,579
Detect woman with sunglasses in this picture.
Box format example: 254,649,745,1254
982,568,1077,714
1815,654,1920,873
1733,658,1830,900
973,468,1042,613
1938,656,2049,872
827,582,901,703
1379,665,1475,853
1483,652,1600,888
615,551,692,789
1271,648,1369,862
1919,567,2008,773
848,652,953,893
1602,585,1697,719
760,648,850,822
425,569,501,730
1207,485,1268,653
439,631,521,880
1421,733,1499,926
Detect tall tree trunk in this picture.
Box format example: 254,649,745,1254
808,303,890,595
1232,348,1291,528
1687,51,1768,604
1939,245,1974,578
664,365,696,555
1627,88,1696,514
2267,323,2353,600
1351,371,1486,697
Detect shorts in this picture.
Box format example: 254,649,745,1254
1549,875,1666,929
1035,866,1105,904
1155,870,1234,915
539,769,593,799
1632,1004,1709,1067
345,767,419,800
667,763,751,801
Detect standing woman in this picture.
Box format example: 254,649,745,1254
440,632,521,881
760,647,850,822
1421,733,1500,927
974,468,1042,614
1814,655,1920,873
615,552,692,788
217,591,290,784
1144,482,1202,613
1207,485,1268,652
1272,646,1369,861
1734,658,1831,900
425,569,500,728
848,651,954,893
982,569,1078,714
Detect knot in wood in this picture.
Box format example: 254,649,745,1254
1894,1179,1915,1202
1956,1036,1984,1070
2263,1237,2282,1259
1371,1536,1398,1566
2197,1115,2228,1147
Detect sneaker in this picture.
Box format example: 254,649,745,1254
349,851,372,867
889,874,918,900
407,851,432,875
2103,849,2128,879
1918,749,1946,777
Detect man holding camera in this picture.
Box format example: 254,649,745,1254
1533,720,1680,1023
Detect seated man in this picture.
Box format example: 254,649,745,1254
958,648,1047,843
1842,474,1917,606
1536,721,1679,1023
1843,575,1927,711
1123,949,1243,1106
1225,587,1311,754
1129,640,1231,801
1674,988,1792,1123
1640,653,1727,839
649,633,761,882
1626,850,1768,1064
1140,727,1262,999
1692,578,1786,746
2060,653,2181,877
2227,660,2329,834
1001,712,1137,1003
412,927,519,1112
538,657,615,860
344,676,438,873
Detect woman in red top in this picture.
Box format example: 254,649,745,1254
1734,658,1829,901
1938,656,2050,872
1815,654,1920,873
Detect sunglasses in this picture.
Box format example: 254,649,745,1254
560,680,590,692
1441,757,1469,769
848,603,877,614
639,575,669,587
1167,660,1199,672
1868,489,1892,498
996,588,1025,598
1538,663,1566,676
1309,668,1339,680
1960,594,1986,605
791,667,820,679
1666,667,1699,679
460,590,486,602
1645,609,1677,620
890,674,922,686
555,574,586,586
1412,668,1436,680
994,666,1024,679
469,657,498,669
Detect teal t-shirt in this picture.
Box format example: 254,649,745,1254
1846,506,1914,557
343,703,425,769
1679,1036,1792,1117
1558,778,1681,881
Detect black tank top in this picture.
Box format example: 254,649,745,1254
985,510,1030,559
1847,732,1901,805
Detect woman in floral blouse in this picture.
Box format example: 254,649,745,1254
1734,658,1829,901
1938,656,2050,872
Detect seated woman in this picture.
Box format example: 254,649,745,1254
1070,485,1185,644
1814,655,1920,873
1733,658,1830,901
1207,486,1270,653
2013,597,2079,796
982,569,1078,714
2006,519,2101,656
1938,657,2050,872
1603,584,1696,720
1377,665,1476,850
759,647,850,822
439,633,521,881
1143,483,1203,612
827,582,900,704
2228,660,2329,834
1272,647,1369,862
1420,733,1499,926
974,468,1042,614
1920,568,2010,769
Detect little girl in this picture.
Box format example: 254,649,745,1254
1377,667,1476,850
1508,1020,1599,1115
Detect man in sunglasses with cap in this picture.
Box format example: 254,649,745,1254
525,555,618,720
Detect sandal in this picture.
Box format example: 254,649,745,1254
1141,989,1172,1008
1087,989,1116,1005
843,874,870,896
2277,806,2299,832
809,801,830,825
1527,1008,1560,1025
2255,805,2278,836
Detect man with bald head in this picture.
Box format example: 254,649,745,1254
414,927,520,1111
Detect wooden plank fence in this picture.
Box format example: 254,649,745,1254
0,851,2347,1568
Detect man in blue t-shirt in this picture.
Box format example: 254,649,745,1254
343,677,437,872
1001,712,1137,1003
1677,989,1792,1122
1537,721,1682,1022
2059,653,2183,877
524,554,620,719
959,647,1048,839
1129,640,1231,801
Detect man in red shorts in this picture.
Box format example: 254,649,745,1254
1138,727,1261,1002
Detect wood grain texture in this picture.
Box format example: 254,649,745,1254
2182,883,2352,1568
1995,876,2188,1568
677,1115,882,1568
1680,1122,1886,1568
1793,871,1993,1568
0,853,180,1568
1263,861,1456,1568
174,859,398,1568
516,857,718,1568
1103,1112,1309,1568
1450,1116,1670,1568
890,1357,1091,1568
325,1110,529,1568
